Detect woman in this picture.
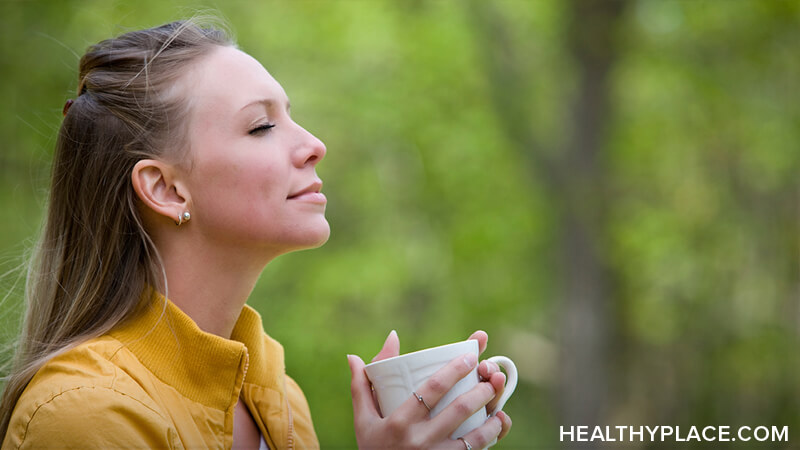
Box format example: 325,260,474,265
0,19,512,449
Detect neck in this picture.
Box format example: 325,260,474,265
155,236,276,339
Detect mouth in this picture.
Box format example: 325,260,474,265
288,180,326,204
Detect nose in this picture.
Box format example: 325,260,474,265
293,124,326,167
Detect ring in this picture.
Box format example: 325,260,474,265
458,437,473,450
412,391,432,411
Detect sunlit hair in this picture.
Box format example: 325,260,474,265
0,17,234,435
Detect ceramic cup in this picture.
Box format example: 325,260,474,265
364,339,517,443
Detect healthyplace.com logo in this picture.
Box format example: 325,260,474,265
560,425,789,443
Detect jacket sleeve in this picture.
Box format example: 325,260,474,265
5,386,178,450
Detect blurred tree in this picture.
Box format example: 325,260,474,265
467,0,629,441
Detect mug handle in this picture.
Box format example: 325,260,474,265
485,356,517,416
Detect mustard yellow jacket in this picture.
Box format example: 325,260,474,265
2,291,319,449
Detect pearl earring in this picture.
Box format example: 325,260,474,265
177,211,191,226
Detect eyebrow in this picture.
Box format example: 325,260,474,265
239,98,291,114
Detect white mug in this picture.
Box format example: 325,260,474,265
364,339,517,443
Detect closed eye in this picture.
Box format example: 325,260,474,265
249,123,275,136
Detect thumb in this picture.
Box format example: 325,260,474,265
371,329,400,363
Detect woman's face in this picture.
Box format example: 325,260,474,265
181,46,329,257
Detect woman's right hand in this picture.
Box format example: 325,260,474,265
347,331,512,449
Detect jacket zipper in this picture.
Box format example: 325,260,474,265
284,376,294,450
234,351,250,450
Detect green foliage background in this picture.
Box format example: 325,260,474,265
1,0,798,448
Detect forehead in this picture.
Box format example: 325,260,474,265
188,46,287,116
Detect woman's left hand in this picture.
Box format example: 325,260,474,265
348,330,513,447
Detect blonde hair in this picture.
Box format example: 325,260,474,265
0,18,234,435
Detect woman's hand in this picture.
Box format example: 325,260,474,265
348,330,513,449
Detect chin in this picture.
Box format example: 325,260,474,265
307,222,331,248
285,221,331,253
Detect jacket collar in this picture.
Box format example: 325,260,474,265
109,288,286,411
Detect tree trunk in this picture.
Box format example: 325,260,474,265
557,0,627,443
465,0,627,445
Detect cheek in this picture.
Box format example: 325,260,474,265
191,158,286,229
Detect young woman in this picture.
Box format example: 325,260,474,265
0,19,512,449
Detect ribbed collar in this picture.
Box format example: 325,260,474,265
109,289,286,411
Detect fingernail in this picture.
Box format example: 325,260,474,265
464,353,478,368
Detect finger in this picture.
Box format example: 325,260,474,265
485,371,506,413
431,381,495,437
467,330,488,355
496,410,512,441
477,360,500,381
455,415,503,450
395,352,479,422
347,354,380,421
372,330,400,362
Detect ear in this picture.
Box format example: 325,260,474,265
131,159,191,225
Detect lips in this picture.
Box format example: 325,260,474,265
288,180,326,204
